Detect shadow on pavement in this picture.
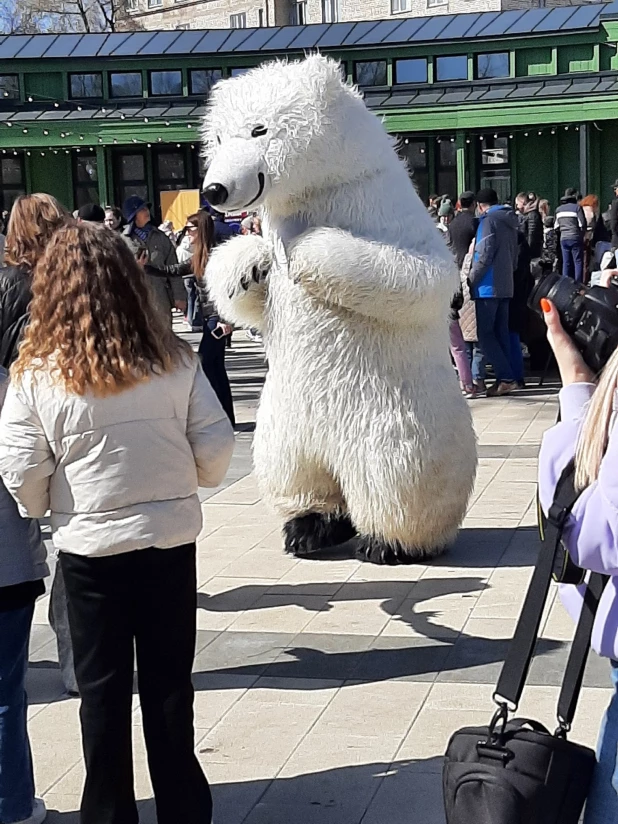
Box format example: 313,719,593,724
44,758,448,824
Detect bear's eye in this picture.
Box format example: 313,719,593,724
251,125,268,138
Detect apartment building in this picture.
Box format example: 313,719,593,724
127,0,590,33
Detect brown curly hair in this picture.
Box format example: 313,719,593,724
12,222,192,396
4,193,69,270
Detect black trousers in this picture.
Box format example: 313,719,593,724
198,317,236,428
60,545,212,824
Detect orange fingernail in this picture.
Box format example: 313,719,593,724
540,298,551,313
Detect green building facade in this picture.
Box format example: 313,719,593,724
2,4,618,216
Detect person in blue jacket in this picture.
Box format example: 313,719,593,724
469,188,520,397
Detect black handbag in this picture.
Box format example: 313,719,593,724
443,462,608,824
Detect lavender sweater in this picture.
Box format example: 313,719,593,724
539,382,618,660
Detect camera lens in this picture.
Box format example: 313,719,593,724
528,274,584,335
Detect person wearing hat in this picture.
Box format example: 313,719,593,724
122,196,186,326
436,198,454,234
77,203,105,224
554,187,586,282
469,187,520,397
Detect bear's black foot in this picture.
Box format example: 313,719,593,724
283,513,357,557
355,536,445,566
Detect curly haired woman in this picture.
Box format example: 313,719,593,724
0,223,234,824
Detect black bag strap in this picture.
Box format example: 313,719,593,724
494,460,606,725
556,571,607,732
494,460,580,710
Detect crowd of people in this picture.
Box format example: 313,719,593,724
431,181,618,398
0,194,238,824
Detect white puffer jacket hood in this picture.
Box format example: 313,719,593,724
0,356,234,557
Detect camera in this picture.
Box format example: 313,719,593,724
529,273,618,373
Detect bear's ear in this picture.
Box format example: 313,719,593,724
300,53,344,96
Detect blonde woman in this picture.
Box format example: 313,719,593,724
0,223,234,824
539,295,618,823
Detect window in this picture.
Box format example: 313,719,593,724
148,0,162,7
114,151,148,207
394,59,428,84
322,0,339,22
427,0,447,7
126,0,138,10
155,150,188,192
399,137,428,203
354,60,387,87
435,55,468,82
391,0,410,10
73,153,99,208
176,23,190,28
110,72,143,98
70,73,103,99
476,52,510,79
0,75,19,100
0,155,25,213
437,137,457,201
291,0,307,24
478,135,510,203
230,13,246,27
230,67,251,77
149,70,182,96
189,69,222,95
258,8,264,25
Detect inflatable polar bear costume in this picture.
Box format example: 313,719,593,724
202,54,477,565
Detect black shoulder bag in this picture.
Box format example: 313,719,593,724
443,460,608,824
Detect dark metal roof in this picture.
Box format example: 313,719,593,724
0,2,616,61
362,71,618,109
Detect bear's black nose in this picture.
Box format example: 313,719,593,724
204,183,228,206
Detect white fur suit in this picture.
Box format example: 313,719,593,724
202,55,477,564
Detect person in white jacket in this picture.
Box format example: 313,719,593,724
0,222,234,824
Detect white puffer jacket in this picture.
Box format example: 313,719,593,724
0,356,234,557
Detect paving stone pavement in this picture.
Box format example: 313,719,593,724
27,334,613,824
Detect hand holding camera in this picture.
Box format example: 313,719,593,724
540,299,595,386
530,271,618,374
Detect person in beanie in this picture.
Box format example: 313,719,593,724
437,198,454,234
554,187,586,282
122,196,186,325
0,366,48,824
77,204,105,224
469,188,519,397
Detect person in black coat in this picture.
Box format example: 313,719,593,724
447,191,478,270
0,194,67,369
517,192,544,259
509,230,533,388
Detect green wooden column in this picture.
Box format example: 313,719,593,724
96,145,109,206
456,132,467,195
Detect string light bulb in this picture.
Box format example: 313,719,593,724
54,101,59,108
27,96,33,102
22,128,28,134
43,129,49,136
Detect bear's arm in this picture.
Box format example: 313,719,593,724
288,228,455,325
205,234,270,331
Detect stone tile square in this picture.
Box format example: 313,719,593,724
265,632,374,681
352,637,453,683
196,577,275,631
244,764,382,824
193,631,296,679
362,762,446,824
211,779,271,824
228,594,330,633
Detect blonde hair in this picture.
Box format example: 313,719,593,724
575,348,618,490
4,193,69,270
12,222,192,397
